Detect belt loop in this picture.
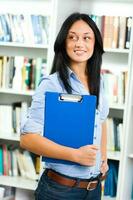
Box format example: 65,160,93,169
74,178,80,187
44,168,49,175
97,173,102,184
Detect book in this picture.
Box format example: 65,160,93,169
125,17,132,49
0,146,3,175
22,151,37,180
112,16,119,48
104,160,119,197
118,16,127,49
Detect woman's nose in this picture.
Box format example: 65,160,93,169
75,37,84,47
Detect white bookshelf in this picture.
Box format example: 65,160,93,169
80,1,133,200
102,197,116,200
109,104,125,110
117,18,133,199
104,48,129,54
0,0,133,199
0,0,81,197
0,0,52,195
0,88,34,96
128,154,133,159
107,151,121,161
0,176,37,190
0,133,20,141
0,42,49,49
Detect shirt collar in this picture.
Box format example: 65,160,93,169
67,66,78,80
67,66,74,76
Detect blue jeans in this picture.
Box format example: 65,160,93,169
35,170,102,200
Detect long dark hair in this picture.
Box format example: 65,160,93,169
51,12,104,107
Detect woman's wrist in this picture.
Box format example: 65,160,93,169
101,155,107,163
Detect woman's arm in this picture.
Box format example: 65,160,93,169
20,133,98,166
20,133,76,161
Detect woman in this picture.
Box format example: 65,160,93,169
20,12,109,200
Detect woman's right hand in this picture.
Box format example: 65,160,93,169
73,145,99,166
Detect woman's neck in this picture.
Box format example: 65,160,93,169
70,62,89,92
70,62,87,78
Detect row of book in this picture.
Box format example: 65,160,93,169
0,14,50,44
0,102,28,135
90,15,132,49
101,69,128,105
0,13,131,49
0,56,47,91
106,118,123,151
103,160,119,197
0,145,40,180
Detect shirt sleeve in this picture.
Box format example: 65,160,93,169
20,77,58,135
99,76,109,123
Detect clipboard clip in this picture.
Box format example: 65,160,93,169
59,94,82,102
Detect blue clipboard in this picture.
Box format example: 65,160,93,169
42,92,97,165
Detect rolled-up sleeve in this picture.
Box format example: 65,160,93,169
20,77,57,135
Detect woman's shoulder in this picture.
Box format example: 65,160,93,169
41,72,58,82
38,72,63,92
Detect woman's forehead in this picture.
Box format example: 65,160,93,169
68,20,94,35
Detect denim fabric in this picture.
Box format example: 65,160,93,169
35,171,101,200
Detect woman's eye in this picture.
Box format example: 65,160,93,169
84,36,90,41
68,35,77,41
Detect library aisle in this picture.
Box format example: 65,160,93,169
0,0,133,199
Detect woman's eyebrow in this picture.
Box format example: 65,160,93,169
68,31,76,34
68,31,92,35
84,32,92,35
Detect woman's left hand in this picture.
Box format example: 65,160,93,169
100,160,109,175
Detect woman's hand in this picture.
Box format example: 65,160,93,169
100,159,109,175
74,145,99,166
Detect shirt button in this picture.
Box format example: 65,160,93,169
95,124,97,128
93,136,96,140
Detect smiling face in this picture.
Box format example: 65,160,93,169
66,20,95,68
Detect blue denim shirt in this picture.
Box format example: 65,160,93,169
21,69,109,179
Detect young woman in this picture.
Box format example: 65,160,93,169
20,12,109,200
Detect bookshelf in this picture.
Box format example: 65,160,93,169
109,104,125,110
0,176,37,190
117,19,133,199
107,151,121,161
0,0,133,199
0,133,20,142
0,88,34,96
0,0,81,198
80,0,133,199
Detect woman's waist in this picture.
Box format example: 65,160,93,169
45,162,101,179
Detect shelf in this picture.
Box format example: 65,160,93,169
0,42,49,49
0,88,34,96
0,176,37,190
107,151,121,161
102,196,116,200
0,44,48,58
0,133,20,141
104,48,129,54
109,104,125,110
2,196,14,200
128,154,133,159
93,0,133,2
